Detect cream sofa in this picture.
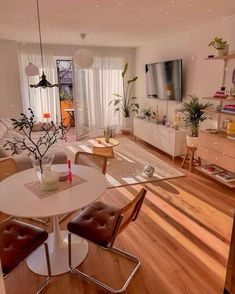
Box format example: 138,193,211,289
0,118,67,171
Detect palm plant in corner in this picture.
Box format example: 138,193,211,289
109,63,139,135
181,95,211,147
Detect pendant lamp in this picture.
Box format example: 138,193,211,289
73,33,94,69
30,0,58,88
25,62,39,76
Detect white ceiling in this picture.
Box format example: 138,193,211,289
0,0,235,47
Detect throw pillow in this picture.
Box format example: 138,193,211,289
5,129,24,141
0,118,13,130
0,139,12,157
0,122,8,139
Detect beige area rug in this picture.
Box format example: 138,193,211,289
63,137,184,188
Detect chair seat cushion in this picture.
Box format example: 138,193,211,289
0,219,48,276
68,202,119,247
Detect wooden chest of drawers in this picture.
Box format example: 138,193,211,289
197,131,235,172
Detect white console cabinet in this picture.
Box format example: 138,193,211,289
133,118,188,160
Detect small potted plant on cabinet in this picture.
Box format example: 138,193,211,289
109,63,139,135
181,95,211,147
209,36,229,57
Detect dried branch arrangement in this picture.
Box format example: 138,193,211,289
4,108,67,162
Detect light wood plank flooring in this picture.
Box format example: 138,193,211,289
2,137,235,294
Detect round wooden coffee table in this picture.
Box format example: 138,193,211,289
88,137,120,158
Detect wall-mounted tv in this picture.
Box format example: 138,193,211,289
145,59,182,101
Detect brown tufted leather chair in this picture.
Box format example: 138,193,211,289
0,219,51,293
74,151,108,175
67,188,147,293
58,151,108,224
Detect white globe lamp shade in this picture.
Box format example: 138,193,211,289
25,63,39,76
73,48,94,68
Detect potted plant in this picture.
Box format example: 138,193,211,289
109,63,139,134
209,36,229,57
181,95,211,147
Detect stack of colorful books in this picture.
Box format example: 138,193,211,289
201,165,224,174
213,91,228,98
201,164,235,183
216,172,235,182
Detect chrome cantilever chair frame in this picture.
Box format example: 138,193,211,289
67,188,146,293
4,242,51,294
68,214,141,293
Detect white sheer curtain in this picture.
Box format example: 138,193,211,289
18,46,59,122
73,56,124,137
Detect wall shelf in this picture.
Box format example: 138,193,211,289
201,96,235,101
205,110,235,120
205,52,235,60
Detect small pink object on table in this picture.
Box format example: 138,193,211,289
67,160,72,182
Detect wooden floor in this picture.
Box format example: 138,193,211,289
2,137,235,294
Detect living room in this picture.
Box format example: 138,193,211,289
0,1,235,293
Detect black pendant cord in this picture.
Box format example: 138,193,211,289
36,0,44,70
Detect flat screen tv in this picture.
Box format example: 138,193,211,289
145,59,182,101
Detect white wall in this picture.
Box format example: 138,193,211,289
135,15,235,124
0,40,22,117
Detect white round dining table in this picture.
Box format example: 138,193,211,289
0,164,108,276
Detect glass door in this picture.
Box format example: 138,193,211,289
72,63,90,139
56,60,74,129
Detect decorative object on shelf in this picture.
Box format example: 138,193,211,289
30,0,58,88
104,127,111,143
25,62,39,76
230,69,235,97
143,165,155,177
109,63,139,135
73,33,94,68
4,108,67,177
214,89,228,98
221,119,231,130
209,36,229,57
142,108,154,120
174,110,183,129
165,122,171,128
227,122,235,135
161,115,167,125
155,105,159,122
230,87,235,97
206,128,219,134
181,95,211,147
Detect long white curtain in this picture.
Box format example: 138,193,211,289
18,46,59,122
73,56,124,137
